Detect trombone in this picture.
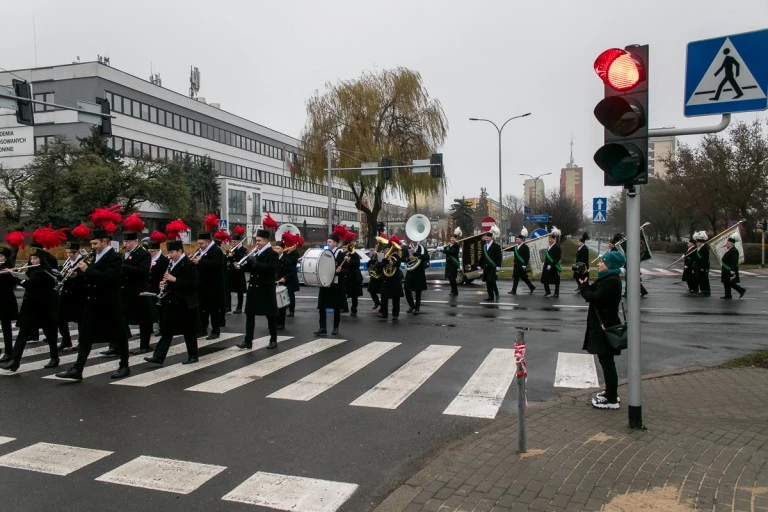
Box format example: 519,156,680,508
226,240,244,256
234,246,259,269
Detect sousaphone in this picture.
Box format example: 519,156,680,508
405,214,431,271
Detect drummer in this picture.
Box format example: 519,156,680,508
274,238,299,330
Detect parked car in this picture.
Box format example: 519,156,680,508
297,247,370,286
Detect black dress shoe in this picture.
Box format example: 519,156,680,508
111,366,131,379
485,296,495,301
43,358,59,369
205,333,220,340
267,339,278,349
197,331,208,338
413,310,420,315
0,359,20,372
377,313,387,319
0,354,12,363
720,296,732,299
529,287,536,294
286,311,294,317
350,312,357,317
552,294,559,298
129,347,151,355
392,314,399,320
739,289,746,298
331,328,339,335
543,293,551,297
372,305,380,310
181,357,199,364
233,309,243,314
58,342,72,351
100,349,118,357
508,290,516,295
235,342,252,350
144,356,164,364
313,329,328,336
276,324,285,330
55,367,83,380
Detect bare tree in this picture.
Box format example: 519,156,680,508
0,164,33,230
539,189,583,236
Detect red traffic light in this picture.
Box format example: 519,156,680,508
594,48,645,91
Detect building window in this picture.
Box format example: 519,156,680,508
229,189,246,215
141,103,150,121
150,106,157,124
132,100,140,118
33,92,55,112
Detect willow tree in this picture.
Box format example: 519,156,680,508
299,67,448,246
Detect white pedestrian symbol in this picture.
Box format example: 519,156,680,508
687,38,765,107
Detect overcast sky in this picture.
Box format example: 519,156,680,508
4,0,768,214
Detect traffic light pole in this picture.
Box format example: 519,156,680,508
625,185,644,429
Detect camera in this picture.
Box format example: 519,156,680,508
571,262,588,278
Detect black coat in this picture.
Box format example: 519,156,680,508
0,262,19,321
511,243,531,278
57,257,86,323
79,248,127,341
380,252,404,298
443,242,460,281
480,241,502,282
693,244,710,272
343,251,363,298
17,264,58,330
720,246,740,284
368,254,383,294
149,253,170,294
574,243,590,280
121,245,153,324
284,251,300,292
405,244,429,291
682,248,696,283
227,245,248,293
161,255,200,335
541,243,562,284
318,248,347,309
580,273,623,356
241,246,279,316
196,244,226,310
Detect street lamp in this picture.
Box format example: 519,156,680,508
469,112,531,242
519,172,552,212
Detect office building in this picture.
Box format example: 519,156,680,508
648,134,676,178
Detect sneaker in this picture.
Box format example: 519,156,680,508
595,390,620,403
591,395,620,409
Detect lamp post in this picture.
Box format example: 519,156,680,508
519,172,552,212
469,113,531,242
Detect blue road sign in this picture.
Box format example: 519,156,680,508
524,214,549,223
530,228,548,239
685,29,768,117
218,219,228,231
593,197,607,224
593,211,607,224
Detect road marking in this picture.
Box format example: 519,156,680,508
112,336,292,387
554,304,588,309
4,339,143,375
222,471,358,512
443,348,517,419
0,436,15,445
6,329,83,357
479,301,517,306
0,442,112,476
43,333,241,380
187,338,345,394
351,344,460,409
268,341,400,401
554,352,599,389
96,455,226,494
420,300,450,304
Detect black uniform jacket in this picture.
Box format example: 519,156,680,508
380,252,404,298
80,247,127,340
227,245,248,293
17,264,58,330
343,251,364,298
405,245,429,292
122,245,152,324
511,243,531,278
720,246,740,284
276,252,300,293
694,244,710,272
241,245,279,316
0,261,19,321
580,272,623,356
318,248,348,309
197,244,226,309
480,241,502,282
444,242,460,280
149,253,170,295
541,243,562,284
161,255,199,336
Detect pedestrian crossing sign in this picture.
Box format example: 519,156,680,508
592,211,606,224
685,29,768,116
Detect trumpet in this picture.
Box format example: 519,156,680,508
234,246,259,269
190,248,203,262
226,240,244,256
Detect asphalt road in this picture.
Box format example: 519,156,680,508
0,254,765,512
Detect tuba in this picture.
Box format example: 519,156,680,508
368,236,388,280
382,240,402,278
404,214,431,271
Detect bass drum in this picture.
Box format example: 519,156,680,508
299,248,336,287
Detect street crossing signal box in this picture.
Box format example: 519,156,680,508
12,79,34,126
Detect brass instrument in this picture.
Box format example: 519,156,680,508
190,248,203,261
368,236,389,280
234,246,259,269
382,241,402,278
345,243,356,255
404,214,431,271
226,239,244,256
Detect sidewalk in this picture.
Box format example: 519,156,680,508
375,366,768,512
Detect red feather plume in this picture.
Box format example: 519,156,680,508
332,224,348,241
71,223,92,240
5,231,25,249
389,235,401,245
281,232,296,248
262,213,278,230
33,225,68,250
213,229,231,243
90,204,123,229
295,235,305,248
166,219,190,240
233,225,245,236
204,213,220,232
123,213,145,232
345,231,358,243
150,230,167,243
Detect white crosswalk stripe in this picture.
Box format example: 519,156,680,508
113,335,292,387
4,328,135,358
187,338,345,394
96,455,226,494
0,442,113,476
351,344,460,410
268,341,400,401
554,352,599,389
443,348,517,419
0,436,16,445
5,339,144,375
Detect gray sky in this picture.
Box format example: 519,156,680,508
5,0,768,214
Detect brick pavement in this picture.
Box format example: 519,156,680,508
375,367,768,512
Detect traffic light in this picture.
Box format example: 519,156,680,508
96,97,112,136
381,156,392,180
761,219,768,231
12,79,34,126
593,45,649,187
430,153,443,178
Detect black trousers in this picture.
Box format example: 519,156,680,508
153,308,198,362
597,353,618,402
12,321,58,364
697,270,711,295
288,289,296,313
227,291,244,311
1,318,13,355
199,305,222,334
485,280,499,299
512,274,535,293
58,317,73,347
278,307,287,327
723,279,745,298
405,289,422,311
245,313,277,342
318,308,340,330
380,291,400,318
349,296,359,314
543,276,560,296
369,290,381,308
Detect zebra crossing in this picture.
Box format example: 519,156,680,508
0,439,358,511
641,267,763,277
2,328,601,420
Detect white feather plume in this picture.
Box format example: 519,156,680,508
520,227,528,238
550,226,561,237
490,225,501,238
454,226,463,237
694,230,709,241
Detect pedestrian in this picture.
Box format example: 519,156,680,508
541,231,562,298
509,229,535,295
119,230,155,356
480,229,502,302
342,240,363,317
274,238,299,330
404,239,429,314
720,235,746,300
443,233,460,297
378,235,404,321
693,231,711,297
143,238,200,365
56,242,86,351
0,247,19,363
192,231,226,339
314,231,346,336
236,229,279,349
579,250,625,410
574,232,590,292
226,229,247,314
681,238,698,294
0,241,60,372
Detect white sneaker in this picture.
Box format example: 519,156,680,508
592,395,620,409
595,390,620,403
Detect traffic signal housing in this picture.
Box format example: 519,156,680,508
96,97,112,136
430,153,443,178
381,156,393,180
12,79,34,126
593,45,648,187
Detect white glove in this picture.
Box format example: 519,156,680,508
546,265,551,270
496,267,501,271
522,266,526,270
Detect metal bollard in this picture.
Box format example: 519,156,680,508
514,331,527,453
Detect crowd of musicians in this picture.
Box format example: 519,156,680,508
0,208,748,380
